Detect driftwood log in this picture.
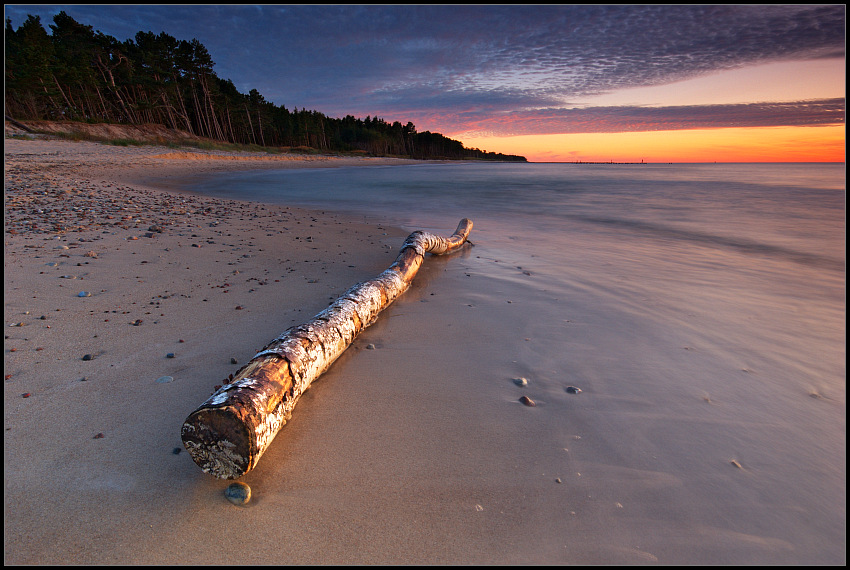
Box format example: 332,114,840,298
182,218,473,479
5,115,35,133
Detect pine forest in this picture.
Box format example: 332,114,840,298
5,12,526,162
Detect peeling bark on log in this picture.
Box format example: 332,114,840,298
182,218,473,479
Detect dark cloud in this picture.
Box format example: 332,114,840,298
5,5,845,134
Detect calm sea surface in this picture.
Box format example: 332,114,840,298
184,161,844,561
184,161,845,284
184,161,845,369
184,162,844,259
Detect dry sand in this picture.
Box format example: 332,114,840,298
2,138,426,564
5,137,845,565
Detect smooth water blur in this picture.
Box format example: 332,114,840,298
186,161,844,268
184,161,845,562
185,161,845,392
185,161,845,219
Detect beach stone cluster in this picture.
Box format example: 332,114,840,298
4,149,260,240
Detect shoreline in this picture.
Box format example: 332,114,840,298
5,138,845,565
4,138,422,564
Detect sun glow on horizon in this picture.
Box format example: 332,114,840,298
460,125,845,163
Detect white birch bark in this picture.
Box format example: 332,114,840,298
182,218,473,479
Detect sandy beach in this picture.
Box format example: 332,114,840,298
5,137,845,565
2,138,427,564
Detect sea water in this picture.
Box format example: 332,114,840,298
185,161,844,271
184,162,845,562
185,162,844,391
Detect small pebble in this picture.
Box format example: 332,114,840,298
519,395,536,407
565,386,582,394
156,376,174,384
230,357,238,364
225,482,251,506
21,393,31,398
77,291,92,297
93,433,104,439
172,447,182,455
513,377,528,386
366,343,376,350
82,354,94,361
166,353,175,358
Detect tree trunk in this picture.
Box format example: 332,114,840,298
245,104,257,145
5,115,35,132
257,108,266,147
52,75,74,115
172,74,195,134
181,219,473,479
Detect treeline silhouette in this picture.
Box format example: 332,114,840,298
5,12,526,162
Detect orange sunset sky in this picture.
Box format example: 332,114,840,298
462,125,845,164
453,59,846,163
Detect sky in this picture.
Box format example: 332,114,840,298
4,4,846,162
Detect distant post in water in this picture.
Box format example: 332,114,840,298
182,218,473,479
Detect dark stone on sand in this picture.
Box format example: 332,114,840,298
565,386,582,394
519,395,536,407
225,482,251,506
231,357,238,364
82,354,94,361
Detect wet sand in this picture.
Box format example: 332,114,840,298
5,138,845,565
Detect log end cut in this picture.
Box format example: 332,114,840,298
182,407,254,479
